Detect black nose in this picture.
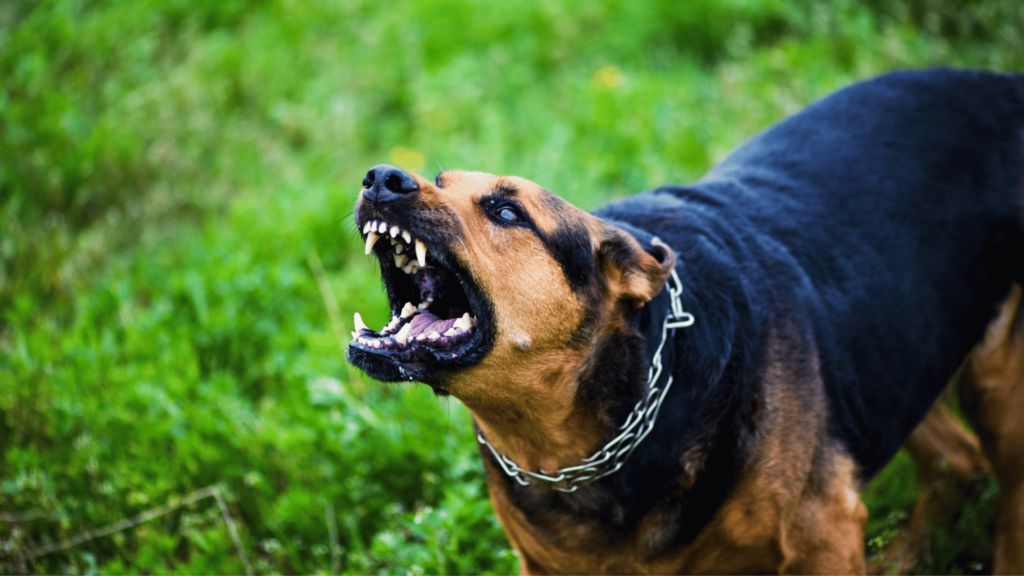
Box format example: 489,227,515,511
361,164,419,204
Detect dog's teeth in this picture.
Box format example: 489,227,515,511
364,232,380,254
402,231,411,243
428,331,441,340
443,327,457,337
354,312,368,332
415,239,427,268
394,254,408,268
454,313,472,331
418,302,429,311
362,222,372,234
377,221,388,233
370,340,381,349
401,302,417,318
394,323,412,344
350,331,358,339
387,316,399,330
395,243,403,254
415,334,426,341
471,316,477,327
390,225,400,238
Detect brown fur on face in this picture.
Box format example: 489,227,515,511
355,170,675,472
355,169,876,574
353,167,1024,575
356,170,869,573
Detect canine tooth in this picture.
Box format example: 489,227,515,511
394,254,408,268
415,239,427,268
394,323,412,344
402,231,411,243
390,225,400,238
354,312,368,332
444,328,457,337
454,313,472,331
364,232,380,254
395,243,403,254
401,302,417,318
362,222,372,234
428,331,441,340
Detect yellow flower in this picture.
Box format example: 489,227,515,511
389,146,426,173
591,65,623,90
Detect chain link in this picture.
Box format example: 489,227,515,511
477,268,695,493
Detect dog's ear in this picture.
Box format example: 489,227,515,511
597,228,676,306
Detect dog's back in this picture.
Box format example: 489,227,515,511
351,68,1024,573
602,69,1024,477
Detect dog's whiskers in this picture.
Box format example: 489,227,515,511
456,235,476,278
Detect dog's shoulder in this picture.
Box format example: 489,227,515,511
597,68,1024,479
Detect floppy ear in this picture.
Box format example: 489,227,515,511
597,228,676,306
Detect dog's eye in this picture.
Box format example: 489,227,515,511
496,205,522,222
482,197,529,226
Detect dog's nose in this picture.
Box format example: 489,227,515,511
362,164,419,204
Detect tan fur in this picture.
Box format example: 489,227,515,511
483,319,867,574
405,171,675,474
404,171,869,574
866,396,992,574
379,169,1024,574
958,283,1024,575
592,224,676,306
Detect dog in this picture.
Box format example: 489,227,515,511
347,68,1024,574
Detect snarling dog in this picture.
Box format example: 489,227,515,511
347,69,1024,573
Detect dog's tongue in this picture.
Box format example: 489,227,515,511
407,311,457,337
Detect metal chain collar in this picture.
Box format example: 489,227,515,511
476,268,695,493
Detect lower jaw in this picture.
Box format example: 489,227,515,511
346,332,486,383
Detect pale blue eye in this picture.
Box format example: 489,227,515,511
497,206,520,222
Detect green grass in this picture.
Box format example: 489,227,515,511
2,0,1023,573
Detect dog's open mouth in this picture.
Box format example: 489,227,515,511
346,218,492,386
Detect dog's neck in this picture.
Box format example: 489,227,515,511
461,253,758,565
462,287,675,483
462,349,611,476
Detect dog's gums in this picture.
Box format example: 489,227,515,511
347,214,490,382
344,70,1024,574
352,219,477,350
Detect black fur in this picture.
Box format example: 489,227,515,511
487,68,1024,557
539,224,595,293
535,189,598,294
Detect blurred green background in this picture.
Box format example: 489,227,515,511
1,0,1022,573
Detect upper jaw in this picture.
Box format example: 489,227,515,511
347,210,494,385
